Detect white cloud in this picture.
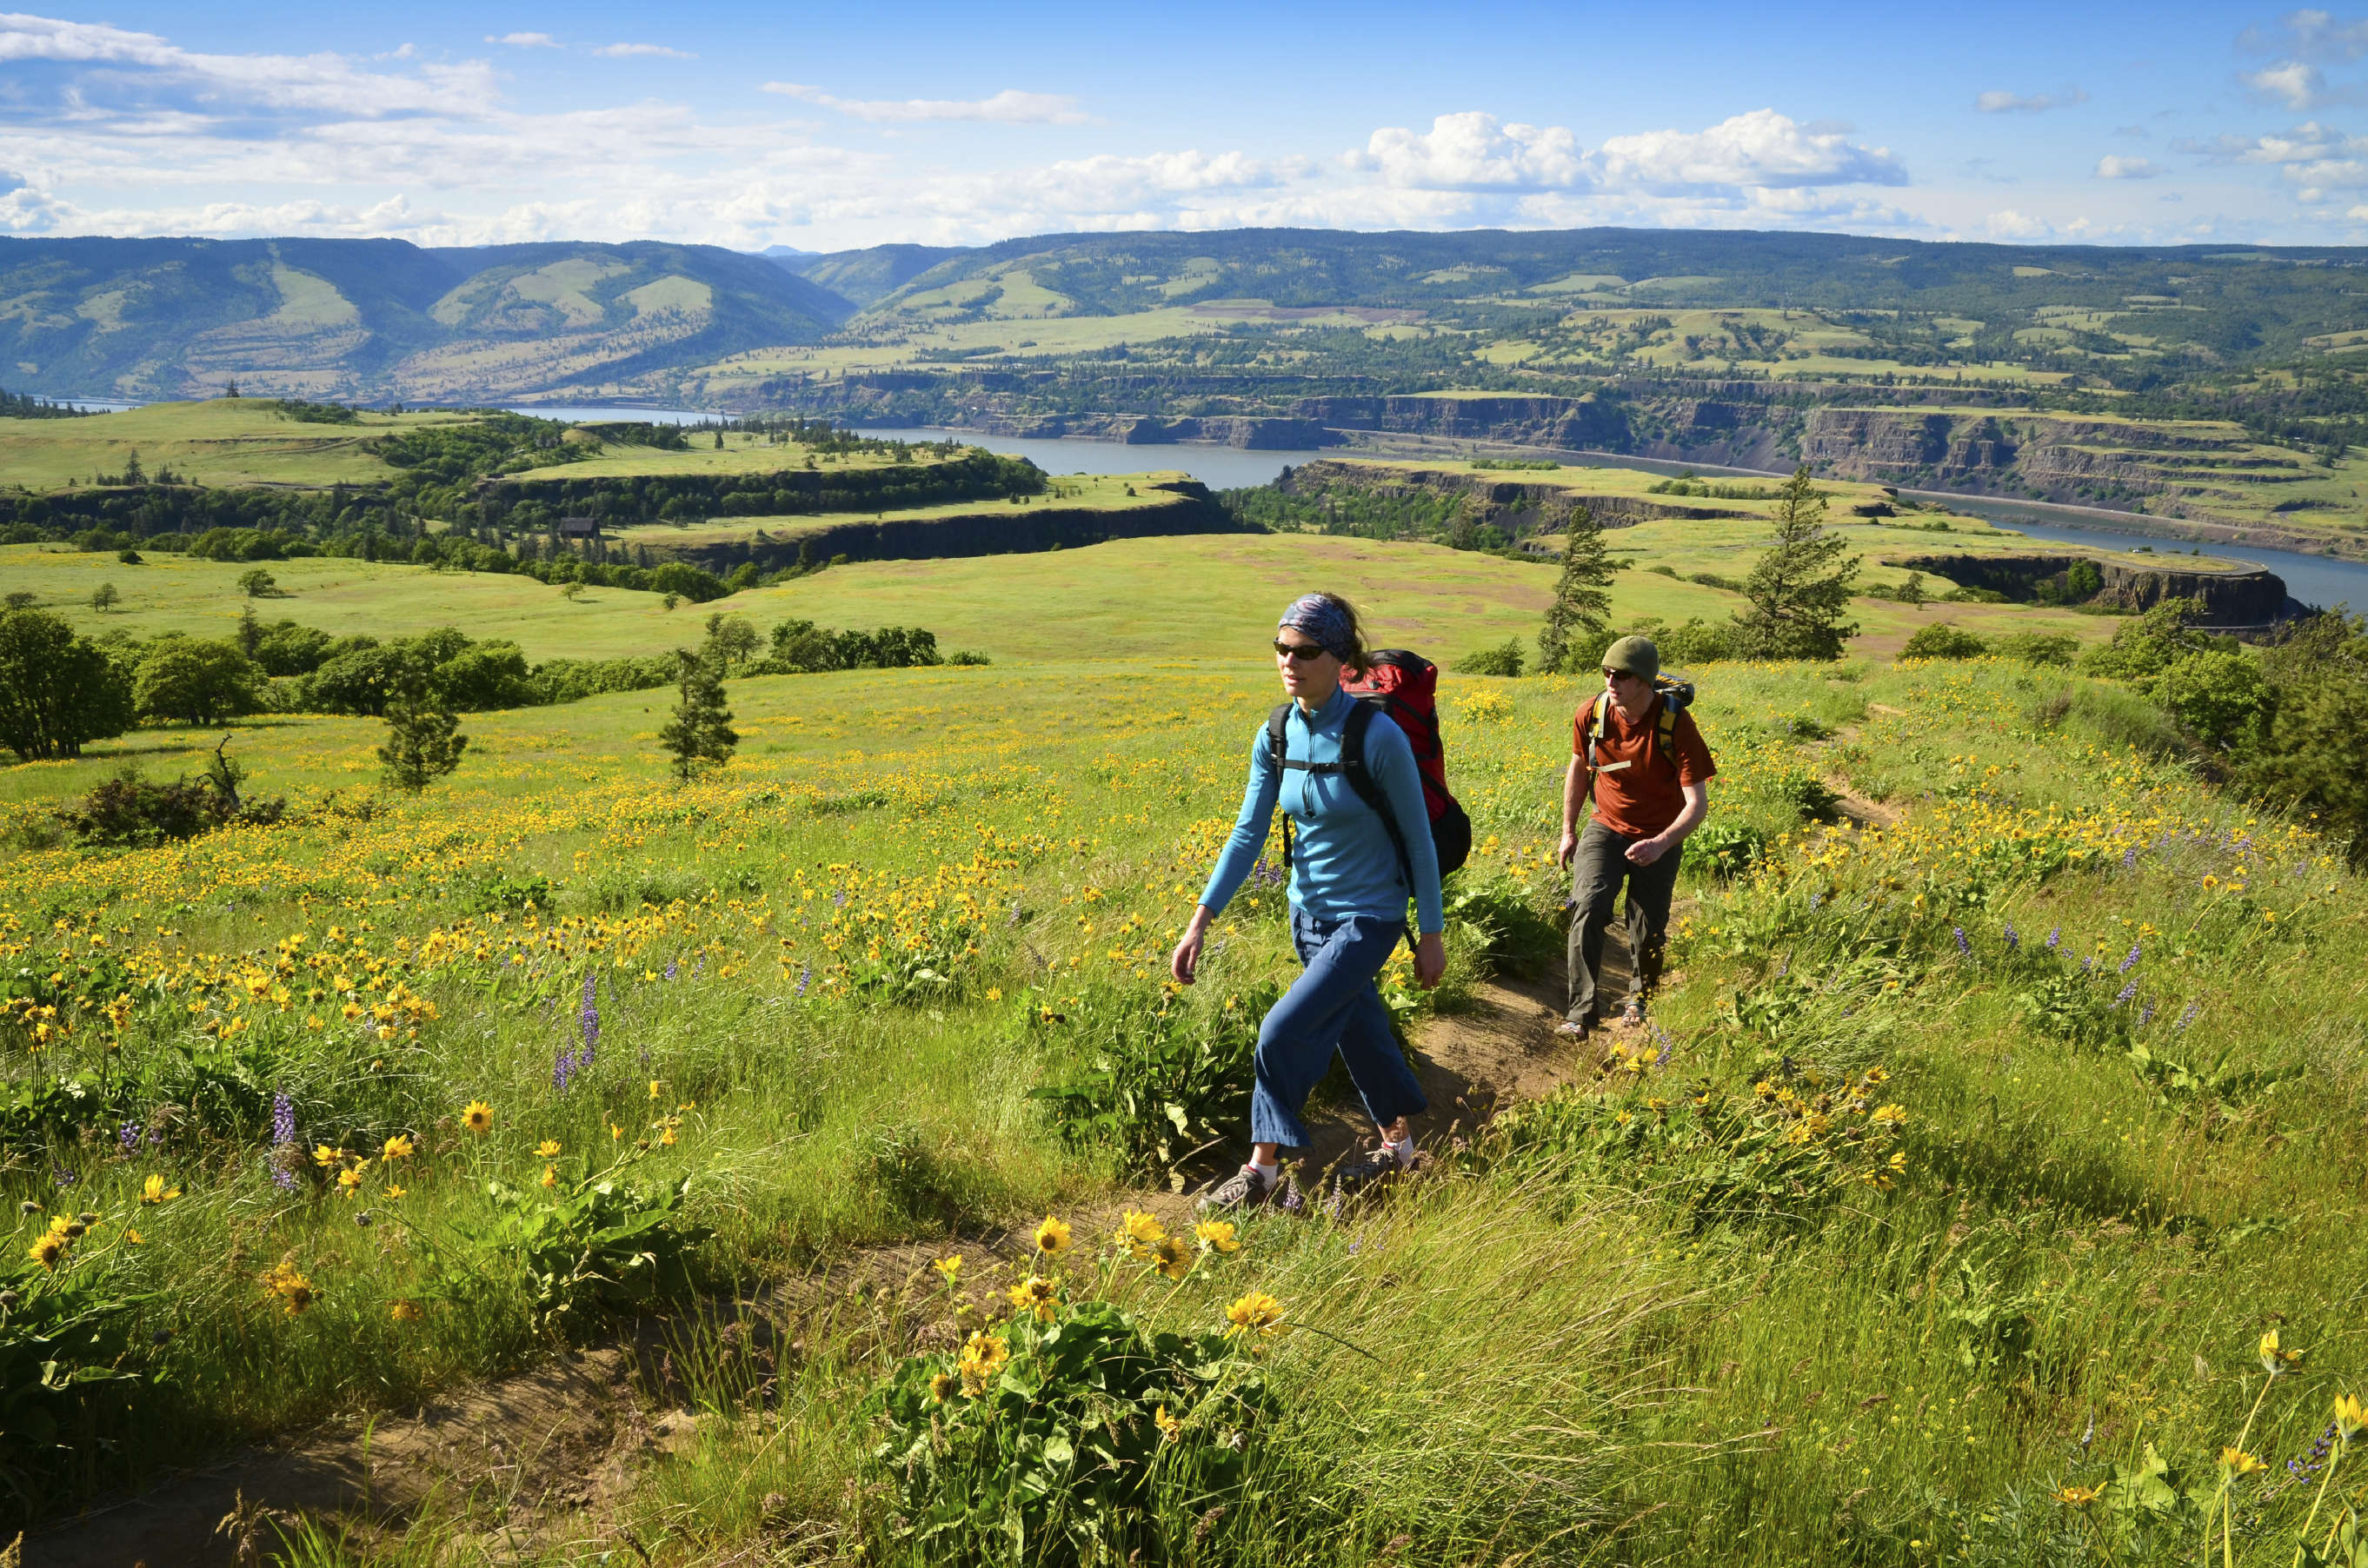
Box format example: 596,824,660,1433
1598,109,1906,189
485,32,557,48
1340,109,1902,196
2239,10,2368,62
1976,87,2090,113
2097,156,2165,177
1986,208,2052,238
594,43,695,59
762,83,1090,124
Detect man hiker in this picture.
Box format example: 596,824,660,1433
1555,635,1716,1037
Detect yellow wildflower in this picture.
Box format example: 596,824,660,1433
541,1165,558,1188
1117,1209,1165,1259
1224,1290,1286,1340
933,1255,962,1282
2055,1485,2103,1506
649,1079,663,1100
928,1372,956,1403
2261,1328,2304,1376
2221,1446,2265,1476
462,1100,494,1135
312,1143,341,1169
382,1133,414,1160
1152,1234,1194,1281
139,1173,180,1206
1008,1274,1060,1323
382,1184,407,1199
1154,1405,1182,1441
336,1167,364,1196
1034,1215,1073,1258
1194,1220,1241,1254
390,1300,423,1323
536,1139,562,1158
2335,1392,2366,1445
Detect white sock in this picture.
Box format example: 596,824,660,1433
1250,1157,1280,1186
1383,1135,1415,1169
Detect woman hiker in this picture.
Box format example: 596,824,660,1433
1170,592,1447,1213
1557,635,1716,1038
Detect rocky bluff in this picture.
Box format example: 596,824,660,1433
1888,549,2292,626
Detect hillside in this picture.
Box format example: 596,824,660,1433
0,237,852,406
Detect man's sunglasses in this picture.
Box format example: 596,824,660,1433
1274,641,1331,661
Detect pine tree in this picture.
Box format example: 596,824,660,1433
378,679,467,794
658,650,738,781
1536,503,1614,674
1732,467,1859,661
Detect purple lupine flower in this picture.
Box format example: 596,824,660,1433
2112,979,2139,1007
1653,1031,1672,1068
2082,956,2095,973
2121,845,2138,869
832,890,847,909
795,964,811,997
1953,927,1971,956
2139,1000,2156,1027
1008,900,1021,927
2003,923,2019,950
2046,927,2061,949
553,1047,576,1093
2119,944,2141,973
118,1121,141,1152
1775,957,1789,979
272,1092,296,1145
578,971,599,1067
2175,1001,2199,1031
52,1167,76,1188
664,959,678,981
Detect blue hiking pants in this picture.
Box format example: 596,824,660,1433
1249,907,1430,1150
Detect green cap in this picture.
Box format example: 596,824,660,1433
1601,635,1660,681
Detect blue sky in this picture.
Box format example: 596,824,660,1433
1,2,2365,251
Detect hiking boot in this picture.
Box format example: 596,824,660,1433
1198,1163,1276,1215
1619,1000,1646,1027
1334,1139,1416,1193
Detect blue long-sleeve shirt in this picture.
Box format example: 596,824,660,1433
1198,685,1445,934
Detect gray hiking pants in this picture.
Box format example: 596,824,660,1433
1566,819,1682,1025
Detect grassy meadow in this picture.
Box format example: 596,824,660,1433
5,524,2367,1565
0,400,486,490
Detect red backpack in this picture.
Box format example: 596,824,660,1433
1265,649,1473,883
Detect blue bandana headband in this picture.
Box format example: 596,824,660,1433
1279,594,1354,661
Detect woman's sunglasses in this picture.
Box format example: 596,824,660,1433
1273,641,1330,661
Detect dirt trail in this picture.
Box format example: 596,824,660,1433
30,960,1607,1565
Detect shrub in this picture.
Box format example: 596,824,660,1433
2152,648,2265,749
1899,623,1991,661
1450,639,1525,678
132,641,263,726
1992,630,2079,668
1026,981,1277,1184
948,649,992,667
1657,616,1738,666
57,766,284,847
1686,817,1766,876
648,561,728,604
864,1279,1271,1565
0,609,134,761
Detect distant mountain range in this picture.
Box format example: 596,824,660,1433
10,228,2368,409
0,236,855,406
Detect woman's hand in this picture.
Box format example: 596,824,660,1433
1170,906,1215,986
1413,930,1447,989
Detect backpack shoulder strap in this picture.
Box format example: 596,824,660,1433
1341,699,1413,888
1265,703,1294,872
1584,691,1611,769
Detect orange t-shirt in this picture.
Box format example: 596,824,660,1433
1573,695,1717,838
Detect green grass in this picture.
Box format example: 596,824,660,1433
6,540,2365,1563
0,400,485,489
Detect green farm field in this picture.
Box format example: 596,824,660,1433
0,400,485,490
5,514,2125,674
5,591,2365,1565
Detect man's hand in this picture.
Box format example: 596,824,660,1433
1625,835,1669,867
1413,930,1447,989
1170,907,1214,986
1556,829,1579,868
